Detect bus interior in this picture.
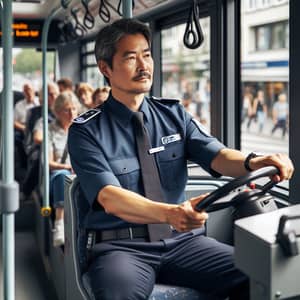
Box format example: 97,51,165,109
1,0,300,299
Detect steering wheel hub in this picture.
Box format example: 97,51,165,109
195,166,280,220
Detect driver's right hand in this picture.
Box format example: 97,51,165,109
166,194,209,232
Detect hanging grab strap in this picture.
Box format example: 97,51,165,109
71,8,87,37
82,0,94,29
98,0,135,23
61,0,71,9
183,0,204,49
98,0,111,23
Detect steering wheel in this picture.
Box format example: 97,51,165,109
195,166,280,212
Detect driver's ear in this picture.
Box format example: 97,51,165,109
98,60,112,79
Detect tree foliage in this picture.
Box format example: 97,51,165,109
14,49,54,74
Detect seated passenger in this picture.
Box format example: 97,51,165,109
68,19,294,300
21,82,59,200
57,77,73,93
76,82,94,111
14,83,39,181
49,91,80,247
14,83,39,135
92,86,110,106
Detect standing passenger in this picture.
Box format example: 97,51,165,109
68,19,294,300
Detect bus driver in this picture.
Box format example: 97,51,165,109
68,18,294,300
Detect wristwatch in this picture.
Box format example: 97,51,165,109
244,152,260,172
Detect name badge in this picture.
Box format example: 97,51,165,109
148,146,165,154
161,133,181,145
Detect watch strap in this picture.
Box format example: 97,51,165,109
244,152,259,172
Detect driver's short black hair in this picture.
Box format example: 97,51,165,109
94,18,151,68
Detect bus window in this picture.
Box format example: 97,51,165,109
161,18,211,131
81,41,106,88
0,48,55,92
240,0,289,163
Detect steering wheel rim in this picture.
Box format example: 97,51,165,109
195,166,280,212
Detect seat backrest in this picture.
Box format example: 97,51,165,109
64,175,218,300
64,174,94,300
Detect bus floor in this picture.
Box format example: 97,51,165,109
0,227,59,300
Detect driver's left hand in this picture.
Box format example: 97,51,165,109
249,153,294,182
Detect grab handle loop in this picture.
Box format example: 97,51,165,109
61,0,71,9
71,8,87,37
82,0,94,29
99,0,111,23
183,0,204,49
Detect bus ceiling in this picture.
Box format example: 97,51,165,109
10,1,175,27
7,0,178,46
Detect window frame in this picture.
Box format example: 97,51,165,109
289,0,300,204
139,0,228,142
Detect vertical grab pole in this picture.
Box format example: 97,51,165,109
40,5,62,217
122,0,133,18
1,1,19,300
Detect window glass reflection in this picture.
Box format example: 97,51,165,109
161,18,211,131
241,0,289,188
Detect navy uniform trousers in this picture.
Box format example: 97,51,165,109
87,229,249,300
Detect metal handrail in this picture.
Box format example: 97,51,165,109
1,2,19,300
40,3,63,217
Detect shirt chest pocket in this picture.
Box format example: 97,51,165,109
157,142,187,190
110,157,141,190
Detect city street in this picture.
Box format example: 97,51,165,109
241,117,289,155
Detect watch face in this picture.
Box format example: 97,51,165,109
252,152,264,157
248,153,264,161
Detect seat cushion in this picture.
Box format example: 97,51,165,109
83,273,214,300
149,284,215,300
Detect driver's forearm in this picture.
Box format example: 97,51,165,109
211,148,247,178
98,185,173,224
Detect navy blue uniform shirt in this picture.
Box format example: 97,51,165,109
68,95,225,230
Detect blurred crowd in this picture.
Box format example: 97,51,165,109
13,78,110,247
242,87,289,138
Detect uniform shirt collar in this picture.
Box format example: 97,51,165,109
138,96,150,123
106,95,151,126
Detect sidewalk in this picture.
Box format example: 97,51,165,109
241,116,289,140
241,116,289,155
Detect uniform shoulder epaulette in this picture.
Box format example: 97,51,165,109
150,96,180,104
73,108,101,124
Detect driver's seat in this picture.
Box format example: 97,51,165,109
64,175,218,300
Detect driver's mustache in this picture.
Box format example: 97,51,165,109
132,71,151,81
